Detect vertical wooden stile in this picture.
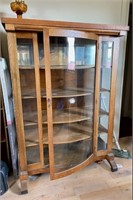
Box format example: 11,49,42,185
7,32,28,176
33,33,44,166
93,37,102,154
43,29,55,179
108,38,119,151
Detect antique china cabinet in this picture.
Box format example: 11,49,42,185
1,13,128,193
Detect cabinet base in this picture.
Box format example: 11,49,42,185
20,179,28,194
21,190,28,195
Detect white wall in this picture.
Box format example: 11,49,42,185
0,0,130,24
20,0,127,24
0,0,130,139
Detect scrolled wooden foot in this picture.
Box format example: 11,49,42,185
105,153,118,172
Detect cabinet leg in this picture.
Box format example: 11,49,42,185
20,179,28,194
105,153,118,172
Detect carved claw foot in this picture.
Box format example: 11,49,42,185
105,153,118,172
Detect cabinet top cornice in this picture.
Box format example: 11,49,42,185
1,17,129,36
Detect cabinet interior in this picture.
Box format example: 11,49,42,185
16,33,113,170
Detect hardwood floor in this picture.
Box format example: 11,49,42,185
1,137,132,200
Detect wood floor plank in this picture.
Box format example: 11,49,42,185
80,183,132,200
1,137,132,200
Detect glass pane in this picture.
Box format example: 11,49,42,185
50,37,96,69
50,36,96,173
17,34,46,166
26,146,40,164
17,38,34,66
98,41,114,150
101,41,113,68
20,67,41,164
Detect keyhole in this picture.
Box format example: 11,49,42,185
47,98,51,108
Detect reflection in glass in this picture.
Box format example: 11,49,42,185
67,37,75,70
101,41,113,68
17,39,34,66
49,37,96,69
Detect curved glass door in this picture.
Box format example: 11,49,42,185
47,30,98,178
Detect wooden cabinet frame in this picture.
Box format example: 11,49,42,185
1,17,128,194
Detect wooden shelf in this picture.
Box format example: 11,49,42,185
19,65,95,70
98,124,108,133
23,107,93,126
25,123,107,147
81,120,108,133
21,89,38,99
25,123,92,147
23,106,107,127
21,87,109,100
19,65,35,69
100,88,110,93
52,110,91,124
52,88,92,98
50,65,95,69
23,111,46,126
25,121,108,148
100,108,108,116
26,138,92,168
21,88,93,99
